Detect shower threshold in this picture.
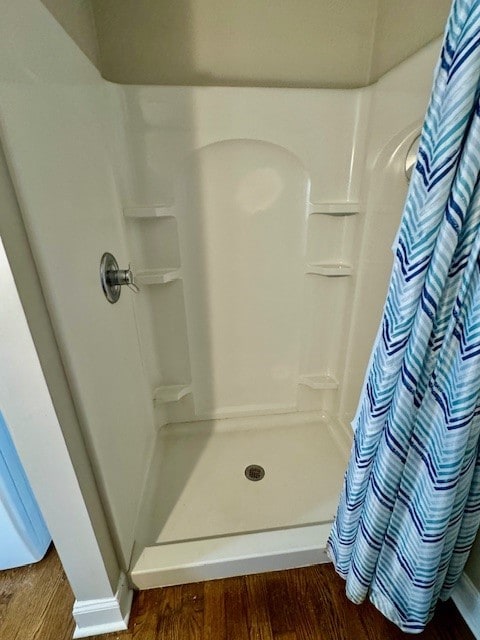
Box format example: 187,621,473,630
130,411,350,589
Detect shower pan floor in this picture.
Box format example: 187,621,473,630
131,412,351,589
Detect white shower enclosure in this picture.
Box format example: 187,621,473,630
0,0,440,591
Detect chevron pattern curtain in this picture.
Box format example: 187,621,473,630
328,0,480,633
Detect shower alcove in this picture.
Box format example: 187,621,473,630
0,3,454,633
0,0,441,601
120,99,360,586
126,107,433,590
103,64,433,586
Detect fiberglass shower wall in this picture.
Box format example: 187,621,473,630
111,86,368,426
338,39,445,425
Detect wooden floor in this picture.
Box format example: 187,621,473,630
0,546,474,640
0,545,75,640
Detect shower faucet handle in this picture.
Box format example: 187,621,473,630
107,263,139,291
100,253,139,303
107,264,132,286
126,265,140,293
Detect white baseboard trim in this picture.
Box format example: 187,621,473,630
72,571,133,639
452,572,480,639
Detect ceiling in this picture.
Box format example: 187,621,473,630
42,0,452,88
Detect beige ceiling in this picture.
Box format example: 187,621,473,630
41,0,99,67
42,0,451,88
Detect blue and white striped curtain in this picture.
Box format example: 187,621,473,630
328,0,480,632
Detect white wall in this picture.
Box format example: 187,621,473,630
0,141,120,591
0,0,156,568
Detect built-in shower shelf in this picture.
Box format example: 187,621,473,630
306,263,352,277
154,385,192,404
136,268,181,285
307,202,359,216
123,205,175,219
298,374,339,390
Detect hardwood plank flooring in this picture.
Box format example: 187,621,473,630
0,545,75,640
0,546,474,640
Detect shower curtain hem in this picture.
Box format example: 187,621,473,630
326,540,429,634
368,590,426,635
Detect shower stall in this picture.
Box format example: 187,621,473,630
0,0,442,594
114,75,431,587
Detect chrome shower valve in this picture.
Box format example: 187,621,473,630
100,252,139,303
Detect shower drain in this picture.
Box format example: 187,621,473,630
245,464,265,481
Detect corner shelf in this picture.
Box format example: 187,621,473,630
306,263,352,277
307,202,359,216
298,374,339,390
123,205,175,219
136,268,181,285
154,385,192,404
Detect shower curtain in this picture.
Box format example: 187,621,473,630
327,0,480,632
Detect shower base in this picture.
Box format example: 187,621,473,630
130,412,350,589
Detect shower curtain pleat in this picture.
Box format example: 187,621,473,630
327,0,480,632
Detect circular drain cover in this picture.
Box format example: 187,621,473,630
245,464,265,481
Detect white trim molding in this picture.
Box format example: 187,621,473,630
452,572,480,640
73,572,133,639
